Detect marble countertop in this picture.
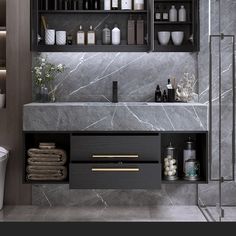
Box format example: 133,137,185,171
23,102,208,132
25,102,207,107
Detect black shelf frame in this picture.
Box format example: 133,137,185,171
31,0,199,52
153,0,199,52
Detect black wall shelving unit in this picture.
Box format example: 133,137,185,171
31,0,199,52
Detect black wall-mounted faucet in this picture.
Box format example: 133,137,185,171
112,81,118,103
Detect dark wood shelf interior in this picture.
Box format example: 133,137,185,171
161,132,208,184
24,133,71,184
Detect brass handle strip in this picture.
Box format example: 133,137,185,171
92,154,139,159
92,168,140,172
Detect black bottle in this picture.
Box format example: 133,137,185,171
155,85,162,102
162,90,168,102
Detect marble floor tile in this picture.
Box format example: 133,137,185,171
149,206,206,222
0,205,209,222
206,207,236,222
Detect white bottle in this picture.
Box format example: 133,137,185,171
134,0,144,10
77,25,85,45
112,24,120,45
169,5,177,22
104,0,111,10
87,25,95,45
179,5,186,22
121,0,132,10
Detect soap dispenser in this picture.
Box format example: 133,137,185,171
155,85,162,102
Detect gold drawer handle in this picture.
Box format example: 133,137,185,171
92,168,140,172
92,154,139,159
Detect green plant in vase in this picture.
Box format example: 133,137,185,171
32,56,65,102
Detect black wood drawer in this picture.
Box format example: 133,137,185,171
69,163,161,189
70,134,160,162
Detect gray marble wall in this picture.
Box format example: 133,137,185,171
32,0,236,207
34,52,198,103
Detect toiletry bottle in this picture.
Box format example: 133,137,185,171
136,16,144,45
179,5,186,22
169,5,177,22
167,78,176,102
93,0,100,10
112,0,119,10
77,25,85,45
104,0,111,10
155,85,162,102
155,5,162,21
87,25,96,44
83,0,90,10
112,24,121,45
162,90,168,102
134,0,144,10
127,16,135,45
102,24,111,45
121,0,132,10
162,6,169,21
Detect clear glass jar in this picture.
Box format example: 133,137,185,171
163,142,178,180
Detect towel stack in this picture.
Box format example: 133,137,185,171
26,143,67,181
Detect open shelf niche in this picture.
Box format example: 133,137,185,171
31,0,151,52
153,0,199,52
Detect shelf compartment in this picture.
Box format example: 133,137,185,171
161,132,208,184
24,132,70,184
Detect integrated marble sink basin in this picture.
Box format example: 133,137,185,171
23,102,208,131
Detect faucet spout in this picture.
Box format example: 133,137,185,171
112,81,118,103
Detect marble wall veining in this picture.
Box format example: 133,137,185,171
34,52,198,103
32,0,236,208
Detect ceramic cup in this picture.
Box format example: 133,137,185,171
171,31,184,46
56,31,67,45
158,31,171,45
0,94,6,108
45,29,55,45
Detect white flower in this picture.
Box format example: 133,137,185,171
57,64,63,70
41,58,46,62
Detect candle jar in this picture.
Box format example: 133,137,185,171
184,159,200,180
163,143,178,180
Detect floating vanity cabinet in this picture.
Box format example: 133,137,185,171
70,134,161,162
30,0,199,52
70,163,161,189
70,133,161,189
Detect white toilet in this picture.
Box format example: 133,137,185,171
0,147,9,210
